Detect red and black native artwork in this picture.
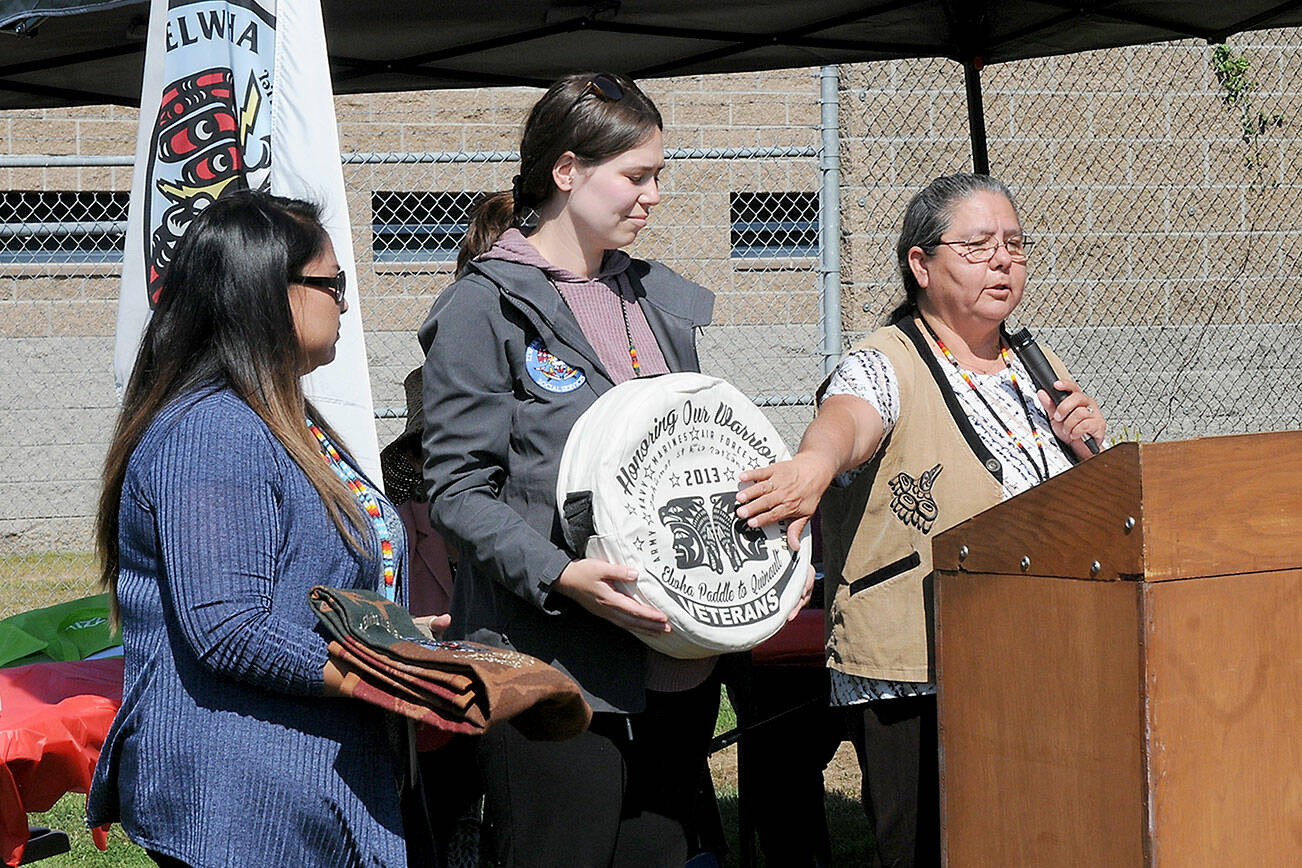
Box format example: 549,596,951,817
143,67,269,306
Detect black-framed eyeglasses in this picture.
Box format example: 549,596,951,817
294,270,347,305
558,74,625,125
936,236,1034,263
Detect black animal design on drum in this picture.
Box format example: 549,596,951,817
558,373,811,658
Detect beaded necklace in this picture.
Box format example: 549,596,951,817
619,297,642,376
552,279,643,378
308,421,396,599
918,316,1049,484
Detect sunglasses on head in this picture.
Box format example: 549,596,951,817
516,75,629,203
557,74,625,124
294,270,347,305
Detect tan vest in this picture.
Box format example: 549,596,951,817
820,319,1072,681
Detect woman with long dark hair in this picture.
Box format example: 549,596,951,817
88,190,408,867
419,73,719,865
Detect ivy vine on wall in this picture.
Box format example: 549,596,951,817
1210,42,1287,179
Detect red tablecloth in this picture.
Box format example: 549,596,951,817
0,657,122,866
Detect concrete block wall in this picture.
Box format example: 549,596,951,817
839,31,1302,440
0,71,823,614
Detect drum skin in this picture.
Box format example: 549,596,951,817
557,373,811,658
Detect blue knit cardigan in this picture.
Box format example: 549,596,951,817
88,387,408,867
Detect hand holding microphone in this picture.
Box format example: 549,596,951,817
1007,325,1102,456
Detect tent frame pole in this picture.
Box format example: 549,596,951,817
963,58,990,175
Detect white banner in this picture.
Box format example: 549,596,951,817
114,0,381,480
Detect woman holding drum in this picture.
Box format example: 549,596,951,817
420,72,740,865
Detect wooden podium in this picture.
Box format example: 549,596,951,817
932,431,1302,866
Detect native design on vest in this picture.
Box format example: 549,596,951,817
557,374,812,657
889,463,942,533
143,0,275,306
525,338,586,393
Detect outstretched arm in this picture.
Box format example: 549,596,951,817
735,394,887,550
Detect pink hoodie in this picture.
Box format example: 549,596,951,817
480,229,669,383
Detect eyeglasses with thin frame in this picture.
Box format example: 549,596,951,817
294,270,347,305
936,236,1034,264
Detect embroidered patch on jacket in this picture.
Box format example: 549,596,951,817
525,338,586,393
888,463,942,533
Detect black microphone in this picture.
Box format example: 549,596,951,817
1006,325,1100,455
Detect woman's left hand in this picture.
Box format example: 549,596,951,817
788,565,816,622
1037,376,1106,461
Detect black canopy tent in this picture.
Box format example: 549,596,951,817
3,0,1302,172
2,4,1300,864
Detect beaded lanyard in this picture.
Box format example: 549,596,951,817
919,317,1049,483
308,421,396,599
618,297,642,376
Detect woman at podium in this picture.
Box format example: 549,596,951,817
735,172,1107,865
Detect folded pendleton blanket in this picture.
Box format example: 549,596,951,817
309,586,591,741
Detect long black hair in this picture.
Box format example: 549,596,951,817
457,72,663,274
97,189,366,618
888,173,1018,322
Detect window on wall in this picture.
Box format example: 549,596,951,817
372,191,480,263
0,191,129,264
730,191,819,259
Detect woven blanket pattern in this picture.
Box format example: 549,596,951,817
309,586,591,741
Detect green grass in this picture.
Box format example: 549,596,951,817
714,689,738,736
26,794,150,867
711,687,874,866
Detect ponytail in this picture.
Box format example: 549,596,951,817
456,191,514,276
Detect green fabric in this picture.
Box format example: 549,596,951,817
0,593,119,667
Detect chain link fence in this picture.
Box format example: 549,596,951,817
353,150,824,457
343,73,825,478
2,32,1301,617
0,71,824,615
842,29,1302,443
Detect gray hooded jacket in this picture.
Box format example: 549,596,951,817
417,256,714,713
